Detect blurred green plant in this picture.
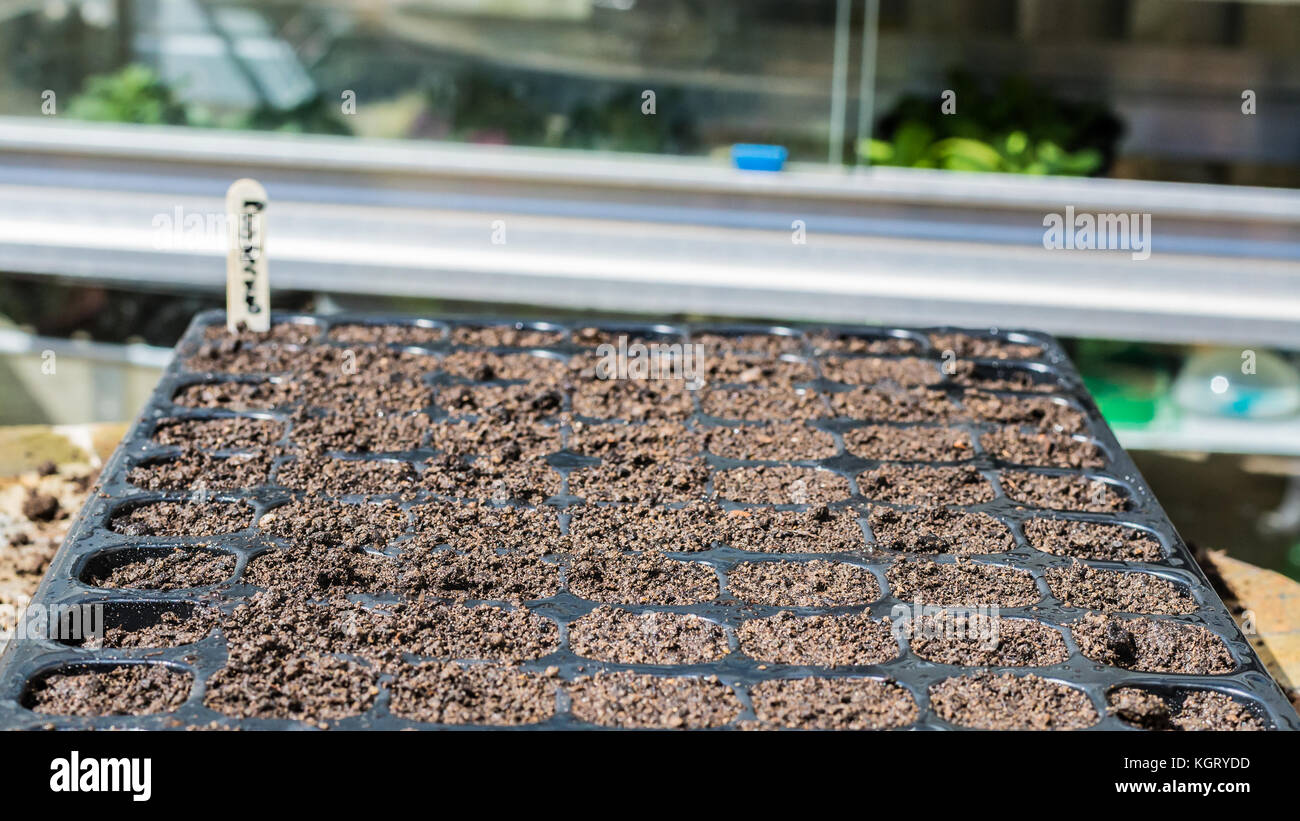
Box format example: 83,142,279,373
65,64,193,126
861,70,1122,176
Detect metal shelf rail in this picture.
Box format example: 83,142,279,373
1,117,1298,348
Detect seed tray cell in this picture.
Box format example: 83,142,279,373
0,312,1296,731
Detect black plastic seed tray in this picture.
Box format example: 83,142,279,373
0,310,1296,731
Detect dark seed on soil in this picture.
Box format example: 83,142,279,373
930,672,1098,730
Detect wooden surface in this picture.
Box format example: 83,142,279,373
1205,549,1300,707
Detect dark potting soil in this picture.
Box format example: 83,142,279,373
244,544,399,596
746,677,918,730
1045,563,1197,615
412,501,563,555
128,450,270,491
886,558,1040,608
85,608,219,650
1023,518,1164,562
868,506,1013,554
389,662,558,725
430,418,560,462
828,386,958,422
568,606,729,664
1071,613,1234,674
109,500,252,537
205,650,378,728
567,421,708,503
726,560,880,606
820,356,941,387
929,333,1045,361
570,379,696,421
327,323,445,346
397,546,561,603
703,352,815,387
201,321,321,346
950,364,1058,394
907,615,1068,666
960,391,1087,433
172,379,301,411
438,382,566,420
567,501,719,553
276,457,418,496
25,665,192,716
1000,471,1129,512
693,333,802,357
930,672,1098,730
717,505,865,553
290,411,431,454
258,499,409,550
1108,687,1264,731
700,387,829,421
980,426,1103,468
701,421,837,461
567,551,718,605
152,416,283,450
844,425,971,462
450,325,565,348
567,671,740,729
712,466,851,505
858,464,994,505
809,332,922,356
89,549,235,590
736,611,899,666
421,453,560,504
438,351,569,382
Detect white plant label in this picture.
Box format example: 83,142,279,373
225,178,270,332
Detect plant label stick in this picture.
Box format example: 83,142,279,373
225,178,270,333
